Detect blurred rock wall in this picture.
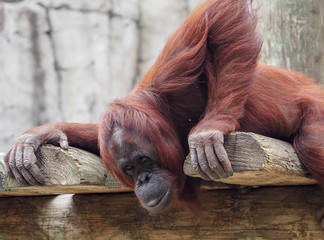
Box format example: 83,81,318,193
0,0,323,152
0,0,200,151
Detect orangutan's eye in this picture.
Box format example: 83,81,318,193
138,157,153,167
124,165,134,172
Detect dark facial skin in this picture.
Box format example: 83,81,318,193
109,127,179,212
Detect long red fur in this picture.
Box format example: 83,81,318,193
98,0,324,215
99,90,185,188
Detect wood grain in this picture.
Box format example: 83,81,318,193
256,0,324,84
0,186,323,239
0,145,131,196
184,132,317,186
0,132,317,197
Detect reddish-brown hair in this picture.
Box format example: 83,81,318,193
99,90,186,189
98,0,262,214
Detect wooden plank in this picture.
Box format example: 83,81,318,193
184,132,317,186
0,186,323,239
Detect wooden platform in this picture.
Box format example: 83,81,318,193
0,132,323,238
0,186,323,239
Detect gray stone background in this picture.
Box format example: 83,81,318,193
0,0,323,152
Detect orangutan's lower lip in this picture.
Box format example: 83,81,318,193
147,189,168,208
147,188,172,210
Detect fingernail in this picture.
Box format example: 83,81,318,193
61,141,69,150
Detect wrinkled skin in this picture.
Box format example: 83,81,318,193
4,124,68,185
4,122,98,185
107,127,180,212
3,124,231,214
188,130,233,181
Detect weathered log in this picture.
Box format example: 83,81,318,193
0,132,317,197
184,132,317,186
0,186,323,239
0,145,131,196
